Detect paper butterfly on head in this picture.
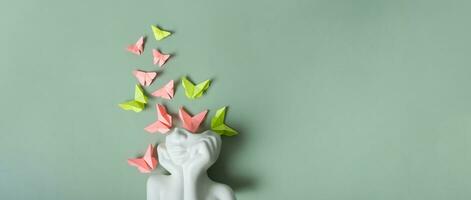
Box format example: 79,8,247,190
133,70,157,87
211,107,239,136
181,76,211,100
127,36,145,55
127,144,158,173
152,49,171,67
179,107,208,133
152,80,174,100
119,84,148,112
151,25,171,41
145,104,173,134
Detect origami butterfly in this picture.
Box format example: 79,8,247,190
211,107,238,136
151,80,174,100
179,107,208,133
133,70,157,87
127,144,158,173
152,49,170,67
145,104,173,134
127,36,145,55
151,25,171,41
181,76,211,99
118,84,148,112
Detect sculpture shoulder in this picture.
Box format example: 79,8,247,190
209,183,236,200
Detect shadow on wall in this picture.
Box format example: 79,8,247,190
208,123,257,191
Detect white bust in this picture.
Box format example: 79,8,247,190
147,128,236,200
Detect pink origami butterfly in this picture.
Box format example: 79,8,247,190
152,49,170,67
151,80,174,100
133,70,157,86
179,107,208,133
127,144,158,173
127,36,145,55
145,104,173,134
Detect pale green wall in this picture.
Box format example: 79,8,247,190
1,0,471,199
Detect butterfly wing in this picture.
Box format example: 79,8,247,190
127,45,140,55
152,49,160,65
128,144,157,173
165,80,174,99
156,104,172,126
179,107,194,132
151,87,168,99
136,36,144,46
145,104,172,134
193,79,211,98
145,120,171,133
182,77,196,99
119,100,145,112
151,25,171,41
191,110,208,132
211,107,238,136
134,84,148,104
159,30,171,40
143,145,158,170
211,107,227,127
212,124,238,136
135,36,144,54
118,85,146,112
179,107,207,133
134,70,156,87
152,49,170,67
160,54,170,65
128,158,152,173
133,70,147,86
144,72,157,86
152,80,174,99
127,36,144,55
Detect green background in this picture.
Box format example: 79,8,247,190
1,0,471,199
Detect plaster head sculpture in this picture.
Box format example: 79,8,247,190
147,128,236,200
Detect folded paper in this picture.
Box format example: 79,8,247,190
128,144,158,173
133,70,157,87
151,25,171,41
119,84,148,112
179,107,208,133
151,80,174,100
181,76,211,99
127,36,145,55
152,49,170,67
145,104,173,134
211,107,238,136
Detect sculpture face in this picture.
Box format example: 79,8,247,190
159,128,221,170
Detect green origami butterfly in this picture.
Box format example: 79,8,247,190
119,84,148,112
151,25,171,41
181,76,211,100
211,107,238,136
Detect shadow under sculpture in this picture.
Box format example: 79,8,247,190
147,128,236,200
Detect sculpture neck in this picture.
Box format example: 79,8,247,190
190,171,211,182
182,170,211,200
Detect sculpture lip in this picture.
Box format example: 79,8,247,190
167,145,189,165
167,146,187,156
